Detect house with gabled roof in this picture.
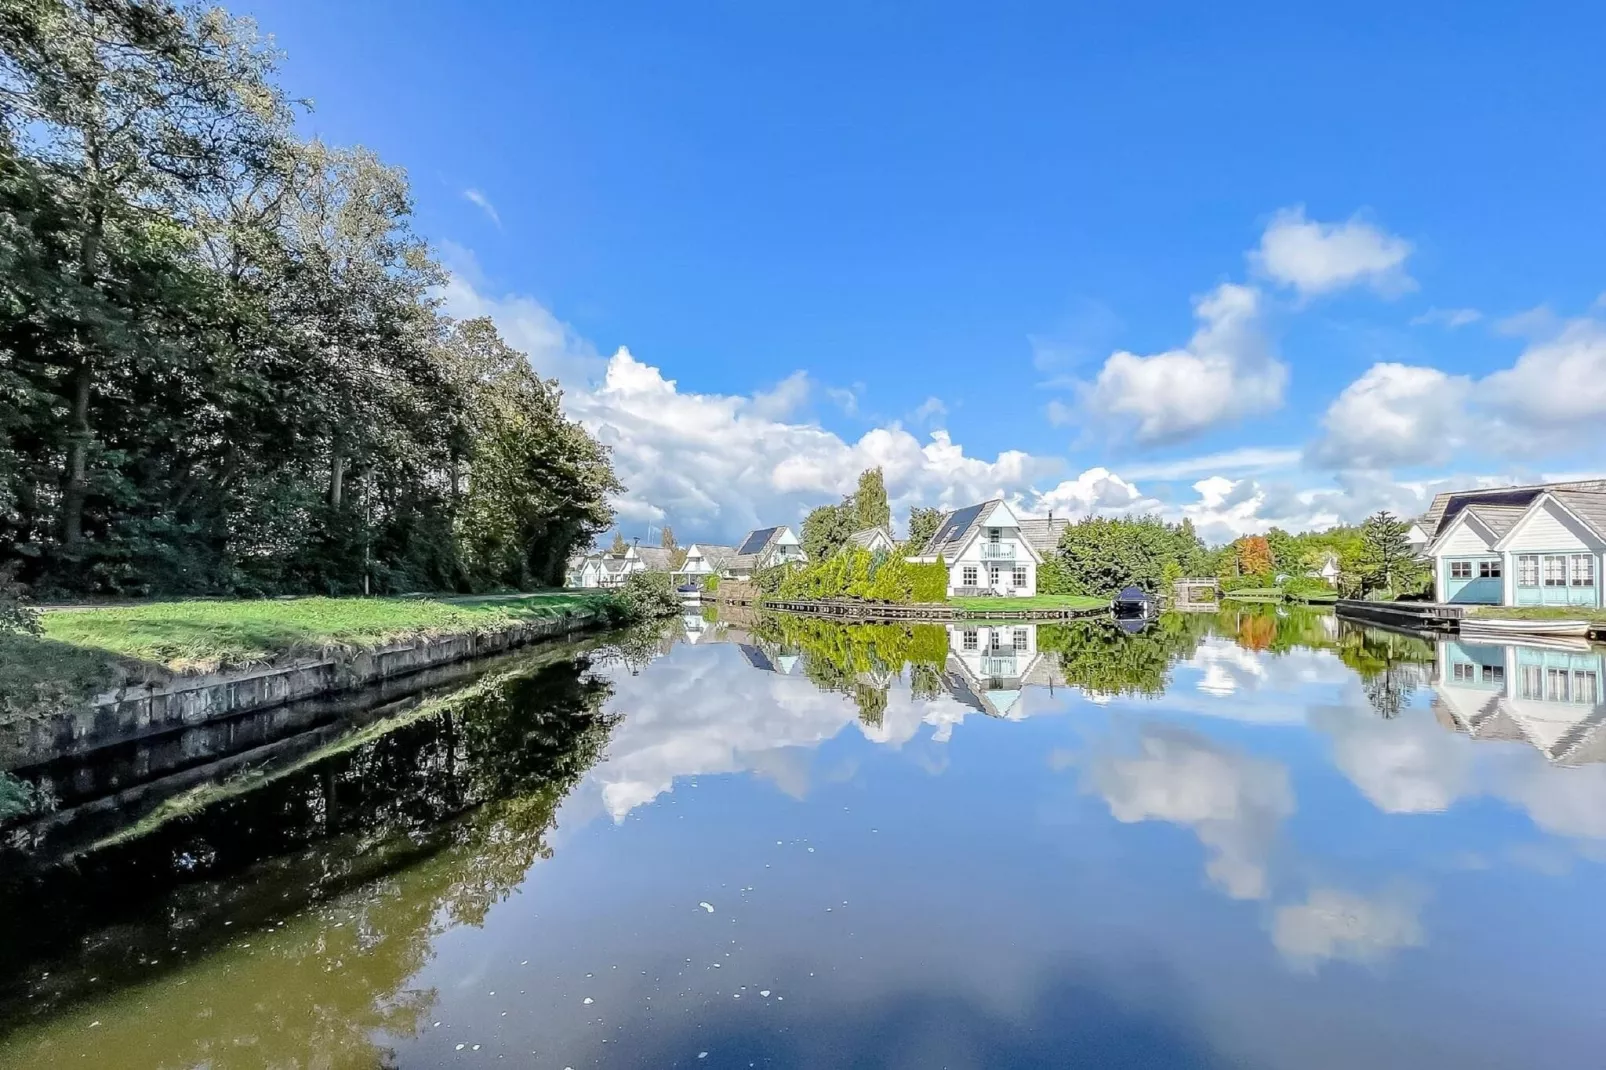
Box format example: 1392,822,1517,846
723,525,806,578
906,499,1065,597
675,543,736,582
1431,637,1605,765
1419,479,1606,606
843,526,896,554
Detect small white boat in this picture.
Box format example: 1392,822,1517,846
1460,617,1594,640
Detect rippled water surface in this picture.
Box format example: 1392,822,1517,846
3,607,1605,1068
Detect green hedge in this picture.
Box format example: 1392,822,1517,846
774,549,948,604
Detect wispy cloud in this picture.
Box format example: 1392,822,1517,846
1120,446,1303,481
1409,307,1482,329
462,188,501,228
908,396,948,426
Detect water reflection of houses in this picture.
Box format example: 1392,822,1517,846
942,624,1063,718
1432,638,1606,765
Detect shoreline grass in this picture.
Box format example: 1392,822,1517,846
36,592,612,673
1,593,615,728
1469,605,1606,624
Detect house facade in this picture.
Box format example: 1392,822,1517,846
1432,638,1605,765
724,526,806,578
908,500,1066,597
1421,480,1606,606
675,543,736,583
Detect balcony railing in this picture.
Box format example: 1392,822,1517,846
980,655,1018,677
979,541,1017,561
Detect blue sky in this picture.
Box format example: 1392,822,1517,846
237,1,1606,543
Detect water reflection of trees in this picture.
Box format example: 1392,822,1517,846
1211,604,1435,719
1039,613,1215,698
753,615,949,725
0,653,618,1061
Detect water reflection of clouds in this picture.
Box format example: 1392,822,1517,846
580,644,1021,822
1271,886,1426,970
1085,725,1294,901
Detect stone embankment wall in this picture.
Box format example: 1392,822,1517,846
2,607,608,772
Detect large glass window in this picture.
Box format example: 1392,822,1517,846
1518,555,1540,587
1544,555,1568,587
1571,554,1595,587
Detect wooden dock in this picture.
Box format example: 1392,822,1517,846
1335,599,1468,631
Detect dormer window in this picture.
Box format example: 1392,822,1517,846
988,528,1000,544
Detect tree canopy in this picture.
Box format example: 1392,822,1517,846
0,0,620,596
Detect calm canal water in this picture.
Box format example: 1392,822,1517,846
3,607,1605,1068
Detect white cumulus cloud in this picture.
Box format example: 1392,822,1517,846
1252,207,1414,297
1307,363,1473,470
1086,283,1287,444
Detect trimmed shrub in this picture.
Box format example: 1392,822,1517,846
609,571,679,621
703,574,719,593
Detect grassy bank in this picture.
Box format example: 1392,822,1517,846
1,592,615,727
1469,605,1606,624
38,593,611,672
950,594,1108,613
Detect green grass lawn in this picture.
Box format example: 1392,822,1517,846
2,592,615,728
37,592,611,672
950,594,1108,613
1469,605,1606,623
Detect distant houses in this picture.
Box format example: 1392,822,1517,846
725,526,807,579
906,499,1066,598
675,543,737,583
1420,479,1606,607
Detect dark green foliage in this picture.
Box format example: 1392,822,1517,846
802,466,894,561
1051,516,1207,597
0,564,39,635
1035,557,1074,596
0,4,618,597
854,467,890,531
608,572,679,623
906,506,943,549
801,498,857,561
1357,511,1430,599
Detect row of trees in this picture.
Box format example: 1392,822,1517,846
1,0,620,598
1040,510,1428,600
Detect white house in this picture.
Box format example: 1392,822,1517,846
941,622,1047,718
843,526,896,554
723,526,806,578
1432,637,1604,765
907,499,1066,597
1309,551,1342,586
675,543,737,583
1421,480,1606,606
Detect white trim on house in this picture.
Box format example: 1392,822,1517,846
908,499,1045,597
1426,486,1606,608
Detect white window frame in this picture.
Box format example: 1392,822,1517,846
962,629,978,651
1478,560,1501,579
1518,554,1540,587
1012,628,1028,651
962,565,978,587
1570,554,1595,587
989,566,1001,588
1543,554,1568,587
1012,565,1027,588
1449,560,1472,579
